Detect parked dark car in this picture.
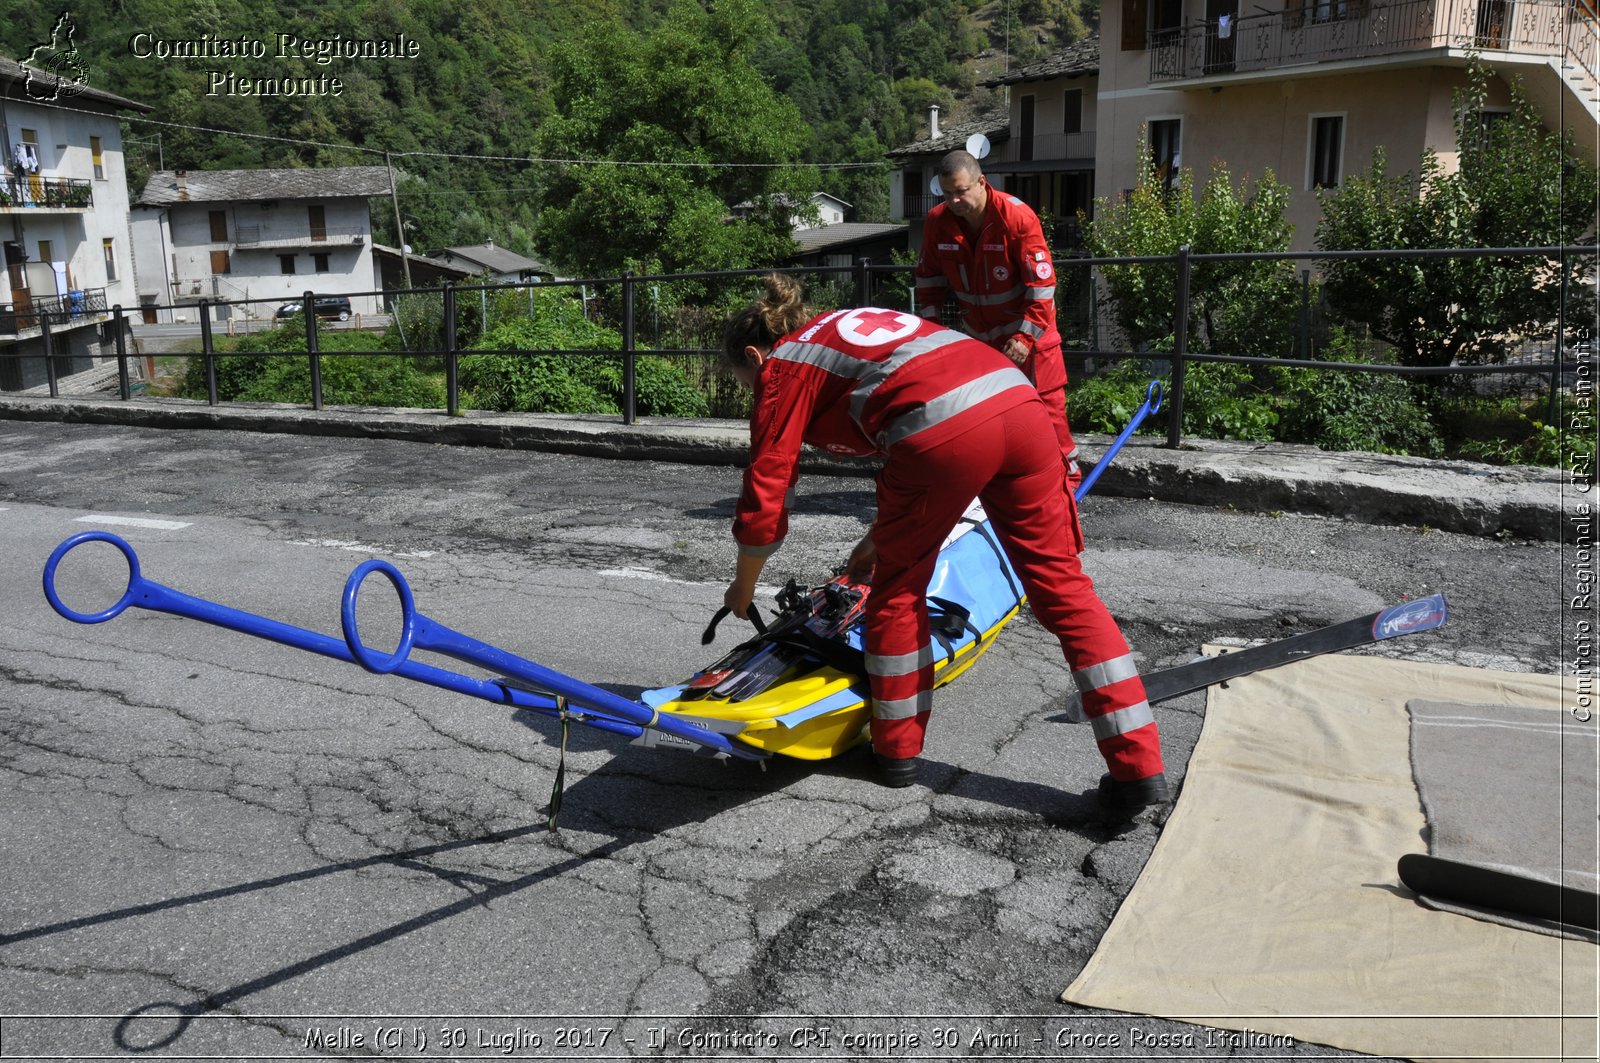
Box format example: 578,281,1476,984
276,295,352,321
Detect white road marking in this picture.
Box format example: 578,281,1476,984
75,515,192,531
597,567,703,585
291,538,436,559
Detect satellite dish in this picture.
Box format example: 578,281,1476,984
929,176,943,197
966,133,992,159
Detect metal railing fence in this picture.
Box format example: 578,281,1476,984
2,248,1594,450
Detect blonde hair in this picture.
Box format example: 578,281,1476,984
721,273,810,368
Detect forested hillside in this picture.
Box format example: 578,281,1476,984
2,0,1095,273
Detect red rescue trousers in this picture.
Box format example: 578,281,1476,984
864,400,1164,782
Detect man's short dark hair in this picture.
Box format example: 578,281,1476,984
938,150,982,182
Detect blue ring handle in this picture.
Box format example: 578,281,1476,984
1146,379,1164,415
340,559,418,675
43,531,142,624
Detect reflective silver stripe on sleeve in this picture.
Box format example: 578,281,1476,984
1089,700,1156,741
952,284,1024,307
846,330,969,428
879,368,1033,449
1018,320,1046,339
866,646,933,678
1073,653,1141,693
1025,285,1056,301
915,276,945,290
737,540,783,559
918,305,940,319
873,691,932,720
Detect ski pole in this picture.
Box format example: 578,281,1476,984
1074,378,1163,503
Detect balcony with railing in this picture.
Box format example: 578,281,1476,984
231,223,368,250
1149,0,1581,82
0,175,94,211
0,288,109,336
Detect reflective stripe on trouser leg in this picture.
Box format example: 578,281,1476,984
1074,652,1160,778
975,405,1164,781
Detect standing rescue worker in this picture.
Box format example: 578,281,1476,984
914,150,1082,488
720,274,1167,811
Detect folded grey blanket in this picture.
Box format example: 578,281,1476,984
1406,699,1598,942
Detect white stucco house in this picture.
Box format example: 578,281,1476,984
131,166,391,323
0,55,151,391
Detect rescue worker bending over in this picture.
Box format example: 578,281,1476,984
719,273,1168,811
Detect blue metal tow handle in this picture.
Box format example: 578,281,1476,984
338,558,762,759
43,532,756,758
1074,379,1163,502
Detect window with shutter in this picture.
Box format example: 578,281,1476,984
1123,0,1150,49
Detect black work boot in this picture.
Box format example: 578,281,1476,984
1097,771,1170,811
873,753,921,788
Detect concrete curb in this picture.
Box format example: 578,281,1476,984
0,394,1575,541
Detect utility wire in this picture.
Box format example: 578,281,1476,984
27,95,887,171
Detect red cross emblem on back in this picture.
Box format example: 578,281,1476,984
838,308,920,347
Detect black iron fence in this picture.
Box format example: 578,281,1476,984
3,248,1595,451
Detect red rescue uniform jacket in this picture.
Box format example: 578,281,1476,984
732,307,1035,556
913,180,1065,394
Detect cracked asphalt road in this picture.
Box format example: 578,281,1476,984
0,422,1566,1060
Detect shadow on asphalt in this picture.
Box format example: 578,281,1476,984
39,676,1137,1052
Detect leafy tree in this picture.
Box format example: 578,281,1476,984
1085,144,1299,358
460,286,709,416
1315,63,1599,370
530,0,815,277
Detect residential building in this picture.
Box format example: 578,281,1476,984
799,191,852,229
424,242,555,284
0,56,151,391
371,243,481,291
131,166,390,323
1097,0,1598,247
785,222,909,273
888,106,1012,246
975,37,1104,251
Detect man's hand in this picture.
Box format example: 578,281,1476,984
1002,336,1030,365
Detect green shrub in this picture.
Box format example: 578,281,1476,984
1270,329,1443,457
1067,360,1165,435
461,303,709,417
177,321,434,407
1069,359,1276,441
236,354,445,408
1450,396,1597,469
1178,361,1278,442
